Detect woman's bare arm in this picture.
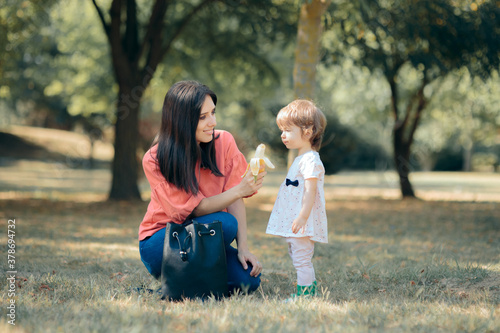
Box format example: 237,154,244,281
191,171,266,217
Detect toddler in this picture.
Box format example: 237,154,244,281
266,99,328,299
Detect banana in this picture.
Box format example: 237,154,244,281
242,144,275,182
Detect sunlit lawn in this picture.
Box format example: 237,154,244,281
0,190,499,332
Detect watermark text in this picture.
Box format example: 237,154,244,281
6,218,17,325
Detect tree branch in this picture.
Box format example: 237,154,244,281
407,75,428,148
140,0,217,85
136,0,169,67
388,76,399,124
158,0,217,65
124,0,139,66
91,0,111,41
387,61,405,129
109,0,123,47
401,82,421,134
107,0,135,86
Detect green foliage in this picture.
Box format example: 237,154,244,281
317,60,393,154
326,0,500,79
319,114,390,173
320,0,500,177
43,1,115,118
0,0,115,130
0,0,57,123
0,0,57,78
417,68,500,170
317,58,500,172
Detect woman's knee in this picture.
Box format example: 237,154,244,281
139,228,165,279
228,270,261,294
240,270,261,293
226,246,260,293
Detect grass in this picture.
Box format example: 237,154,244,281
0,196,499,332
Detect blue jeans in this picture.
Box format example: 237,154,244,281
139,212,261,293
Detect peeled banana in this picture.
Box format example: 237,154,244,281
243,144,275,182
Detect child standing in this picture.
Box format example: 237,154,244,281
266,99,328,299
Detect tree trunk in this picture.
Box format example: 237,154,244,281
109,86,142,200
88,138,95,169
290,0,330,167
389,75,428,199
294,0,329,99
393,126,416,198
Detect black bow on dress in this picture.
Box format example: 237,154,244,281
286,178,299,187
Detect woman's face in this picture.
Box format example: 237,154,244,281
195,95,217,144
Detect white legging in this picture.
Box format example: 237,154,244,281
286,237,315,286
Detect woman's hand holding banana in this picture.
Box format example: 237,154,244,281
242,144,275,182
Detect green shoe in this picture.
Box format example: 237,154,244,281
285,281,317,302
297,282,316,296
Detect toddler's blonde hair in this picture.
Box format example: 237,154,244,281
276,99,327,150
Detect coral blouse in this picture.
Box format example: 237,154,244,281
139,130,248,240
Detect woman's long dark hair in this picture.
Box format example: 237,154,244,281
154,81,223,195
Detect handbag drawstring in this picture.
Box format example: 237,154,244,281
172,231,192,262
172,226,216,262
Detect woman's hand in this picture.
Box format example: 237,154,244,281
192,170,266,217
238,170,267,198
237,248,263,277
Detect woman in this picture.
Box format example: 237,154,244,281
139,80,264,294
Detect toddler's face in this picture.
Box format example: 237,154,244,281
280,125,310,151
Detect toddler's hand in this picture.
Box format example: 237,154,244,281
291,217,307,234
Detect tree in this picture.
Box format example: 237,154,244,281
288,0,331,166
91,0,297,200
325,0,500,197
294,0,331,99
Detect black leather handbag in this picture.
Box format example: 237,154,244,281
160,219,228,301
